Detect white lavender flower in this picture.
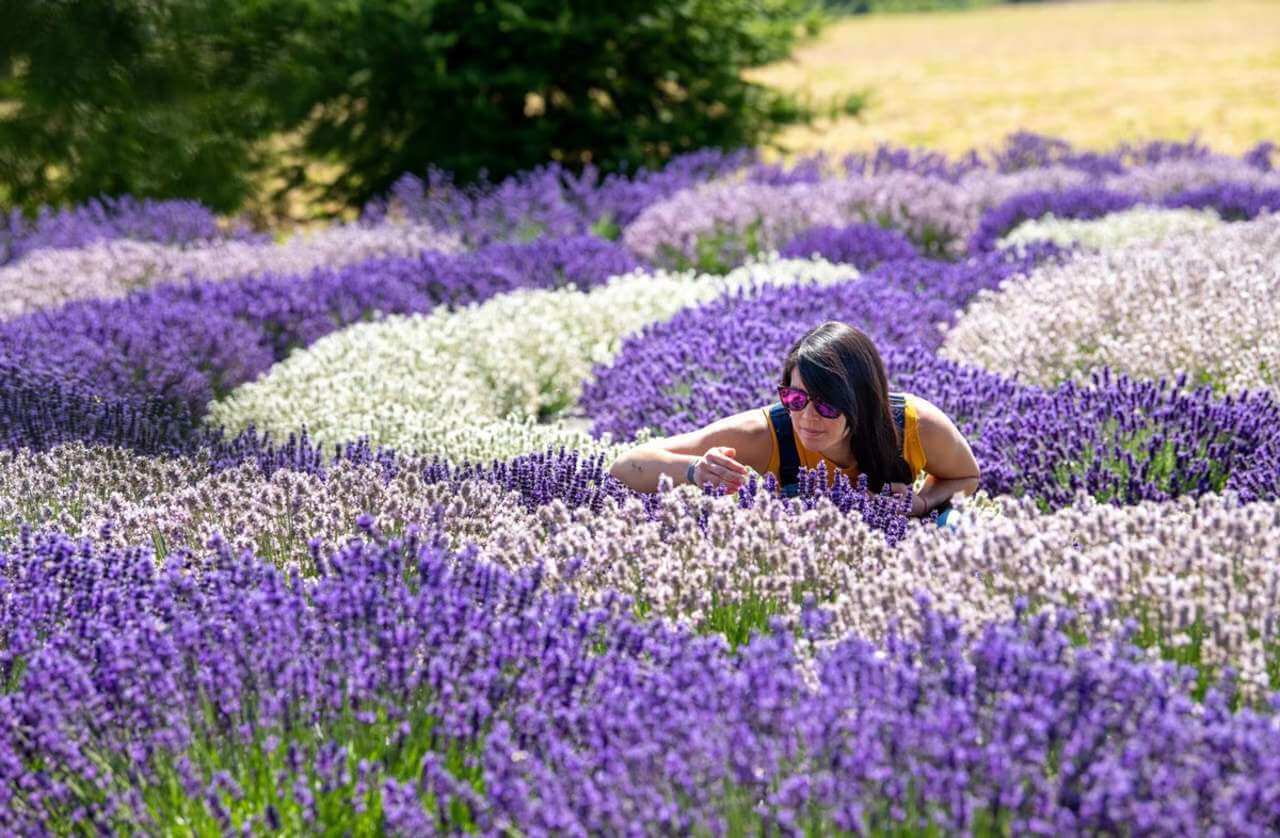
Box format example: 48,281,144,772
998,207,1223,251
206,255,858,462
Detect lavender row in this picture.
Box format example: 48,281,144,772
968,182,1280,252
0,235,638,445
2,527,1278,834
623,155,1279,269
9,440,1279,692
0,221,463,321
380,133,1273,249
1,196,260,266
582,246,1280,508
365,148,755,245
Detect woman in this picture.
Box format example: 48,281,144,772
608,321,980,520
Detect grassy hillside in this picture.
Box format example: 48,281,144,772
748,0,1280,157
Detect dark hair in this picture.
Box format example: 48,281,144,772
779,321,911,492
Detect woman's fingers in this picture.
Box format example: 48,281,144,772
705,447,748,476
709,463,742,487
689,448,748,493
693,457,743,492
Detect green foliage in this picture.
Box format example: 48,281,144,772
659,219,767,275
270,0,825,207
0,0,825,214
0,0,293,212
705,594,784,650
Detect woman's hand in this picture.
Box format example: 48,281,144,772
692,446,749,493
889,482,927,517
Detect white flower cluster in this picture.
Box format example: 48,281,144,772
997,207,1223,251
0,221,462,319
941,213,1280,395
207,256,859,462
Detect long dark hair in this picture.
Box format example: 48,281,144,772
779,321,911,492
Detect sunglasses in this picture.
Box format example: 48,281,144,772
777,385,842,420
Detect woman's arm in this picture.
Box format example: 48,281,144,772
608,409,773,494
905,397,981,517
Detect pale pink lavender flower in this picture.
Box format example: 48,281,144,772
621,167,1087,264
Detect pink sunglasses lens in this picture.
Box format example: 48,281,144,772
779,388,807,411
814,401,841,419
780,387,840,419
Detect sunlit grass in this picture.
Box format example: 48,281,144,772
748,0,1280,159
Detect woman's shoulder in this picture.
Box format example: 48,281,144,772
717,406,773,435
711,407,776,471
900,393,964,446
890,390,932,410
900,391,937,420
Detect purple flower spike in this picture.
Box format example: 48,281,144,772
2,530,1280,833
779,222,919,270
1,195,259,266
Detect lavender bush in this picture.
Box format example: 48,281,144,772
365,148,755,246
946,214,1280,396
583,252,1280,509
0,195,258,266
3,132,1280,832
3,528,1280,834
967,187,1140,253
0,236,638,432
0,221,462,320
779,222,919,268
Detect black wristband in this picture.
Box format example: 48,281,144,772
686,461,697,486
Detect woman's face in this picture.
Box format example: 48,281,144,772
787,369,848,451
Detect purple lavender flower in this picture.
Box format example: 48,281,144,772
1,195,259,266
1163,182,1280,221
968,187,1140,252
2,530,1278,834
779,222,919,269
1243,141,1275,172
0,235,638,447
365,148,754,245
989,131,1214,176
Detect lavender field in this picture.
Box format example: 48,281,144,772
3,133,1280,834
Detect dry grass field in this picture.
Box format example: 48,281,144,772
748,0,1280,158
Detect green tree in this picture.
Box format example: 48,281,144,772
271,0,823,206
1,0,825,214
0,0,291,212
